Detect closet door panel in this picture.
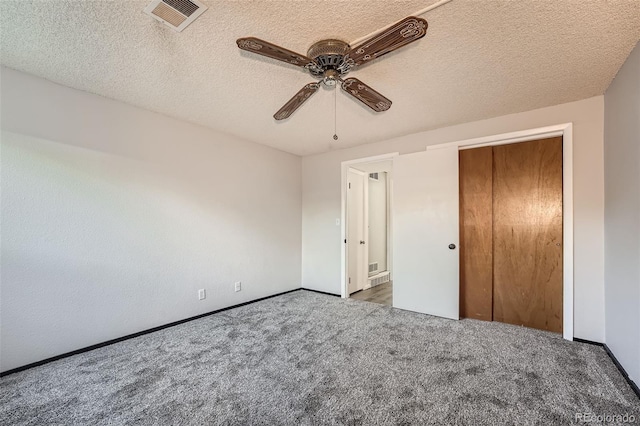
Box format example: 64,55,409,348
459,147,493,321
492,137,563,333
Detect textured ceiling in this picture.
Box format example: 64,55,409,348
1,1,639,156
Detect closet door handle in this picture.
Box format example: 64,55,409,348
448,244,456,250
360,240,365,245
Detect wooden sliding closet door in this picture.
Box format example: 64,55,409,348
459,147,493,321
492,137,563,333
459,137,563,333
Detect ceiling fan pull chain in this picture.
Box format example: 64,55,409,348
333,88,338,141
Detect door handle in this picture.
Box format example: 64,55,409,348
448,244,456,250
360,240,365,245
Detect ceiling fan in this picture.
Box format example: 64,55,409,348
236,16,428,120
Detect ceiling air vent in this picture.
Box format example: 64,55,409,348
144,0,208,32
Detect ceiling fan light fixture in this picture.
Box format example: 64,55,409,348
323,69,340,87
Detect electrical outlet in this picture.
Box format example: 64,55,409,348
198,289,206,300
234,281,241,292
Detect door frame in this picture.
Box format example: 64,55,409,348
427,123,574,341
341,152,399,298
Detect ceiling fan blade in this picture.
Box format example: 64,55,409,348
237,37,317,69
345,16,428,68
274,83,320,120
341,78,392,112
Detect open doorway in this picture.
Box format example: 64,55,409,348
342,155,395,306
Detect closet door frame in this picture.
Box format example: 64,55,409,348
427,123,574,341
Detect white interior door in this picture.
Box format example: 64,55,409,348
392,147,460,319
347,169,366,294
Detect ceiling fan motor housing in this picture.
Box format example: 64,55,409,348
307,39,351,80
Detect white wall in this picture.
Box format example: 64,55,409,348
604,41,640,385
0,67,302,372
302,96,605,342
368,172,387,274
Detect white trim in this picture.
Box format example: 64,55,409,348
562,125,574,342
426,124,569,151
368,270,390,280
341,153,399,298
427,123,574,341
363,172,370,290
385,172,392,280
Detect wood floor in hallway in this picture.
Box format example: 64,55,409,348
350,282,392,306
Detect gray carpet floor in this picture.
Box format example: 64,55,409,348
1,290,639,425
